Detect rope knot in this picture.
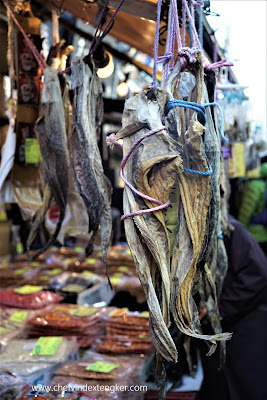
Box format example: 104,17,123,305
157,52,172,63
178,47,198,64
191,0,204,6
106,134,122,149
205,58,234,70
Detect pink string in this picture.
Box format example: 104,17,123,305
4,0,47,72
182,0,202,50
182,2,186,47
152,0,163,91
190,1,196,47
205,58,234,70
106,127,170,220
106,133,123,149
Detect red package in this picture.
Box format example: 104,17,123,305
0,288,63,309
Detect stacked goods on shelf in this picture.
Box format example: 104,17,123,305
52,350,147,400
95,309,152,355
25,304,112,347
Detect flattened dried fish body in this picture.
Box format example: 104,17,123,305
32,68,69,258
116,88,178,360
88,67,112,267
124,191,178,362
132,128,183,324
200,80,222,262
70,58,101,253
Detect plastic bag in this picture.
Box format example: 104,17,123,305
0,337,77,364
0,288,63,309
25,304,108,346
0,371,29,400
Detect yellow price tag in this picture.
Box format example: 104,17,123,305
16,243,24,255
109,308,129,317
25,138,42,165
14,285,43,294
9,311,28,323
139,311,149,318
32,336,62,356
86,361,119,373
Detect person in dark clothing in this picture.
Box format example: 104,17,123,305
198,216,267,400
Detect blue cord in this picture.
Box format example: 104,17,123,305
217,230,224,239
184,163,213,176
165,100,206,125
204,102,229,143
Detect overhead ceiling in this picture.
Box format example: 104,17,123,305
33,0,190,58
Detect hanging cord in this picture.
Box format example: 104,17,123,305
198,3,203,48
90,0,110,53
59,0,125,75
204,29,234,70
89,0,125,56
151,0,163,93
4,0,47,72
165,99,228,142
204,102,229,142
107,127,171,220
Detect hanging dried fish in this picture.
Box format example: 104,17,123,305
113,86,183,362
70,58,112,277
28,67,69,258
164,53,231,348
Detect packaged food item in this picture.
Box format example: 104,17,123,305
95,311,152,355
0,325,22,352
0,287,63,309
25,305,108,346
0,337,77,364
0,371,29,400
0,306,36,328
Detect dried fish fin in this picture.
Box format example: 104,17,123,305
115,121,147,140
26,184,53,256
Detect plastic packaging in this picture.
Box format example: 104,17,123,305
0,371,29,400
96,311,152,355
0,288,63,309
0,337,78,364
25,304,109,346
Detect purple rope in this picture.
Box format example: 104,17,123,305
161,2,174,87
157,53,172,63
170,15,175,67
190,1,196,47
182,0,202,50
205,58,234,70
152,0,162,91
90,0,126,55
106,127,170,220
89,0,110,55
182,2,186,46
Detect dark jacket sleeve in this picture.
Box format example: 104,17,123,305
219,219,267,326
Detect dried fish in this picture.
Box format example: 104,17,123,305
70,58,112,277
114,87,182,362
30,67,69,258
164,54,231,348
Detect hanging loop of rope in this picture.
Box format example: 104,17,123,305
4,0,47,72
